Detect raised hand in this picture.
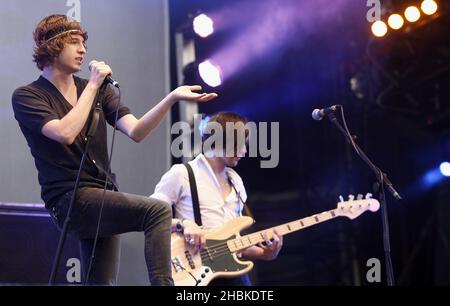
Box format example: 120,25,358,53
169,85,218,103
88,60,113,89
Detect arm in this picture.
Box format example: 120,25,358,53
151,164,205,249
42,83,99,144
42,62,112,145
117,85,218,143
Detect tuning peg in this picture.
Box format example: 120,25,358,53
339,195,344,202
357,194,363,200
348,194,355,201
365,193,373,199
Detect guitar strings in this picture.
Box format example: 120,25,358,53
199,226,293,261
198,230,281,261
198,212,338,261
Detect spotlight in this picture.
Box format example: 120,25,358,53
421,0,438,16
198,60,222,87
440,162,450,177
371,20,388,37
193,14,214,38
388,14,404,30
405,6,421,22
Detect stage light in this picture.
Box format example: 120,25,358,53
440,162,450,177
405,6,421,22
371,21,388,37
388,14,404,30
421,0,438,16
193,14,214,38
423,169,442,187
198,60,222,87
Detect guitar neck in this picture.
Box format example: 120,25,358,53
228,208,340,253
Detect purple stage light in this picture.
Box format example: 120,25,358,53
198,60,222,87
193,14,214,38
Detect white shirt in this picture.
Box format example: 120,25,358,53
150,154,247,229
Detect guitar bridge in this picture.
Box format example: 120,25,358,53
171,257,184,272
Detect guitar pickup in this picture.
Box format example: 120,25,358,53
184,251,196,269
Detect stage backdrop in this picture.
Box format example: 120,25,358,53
0,0,171,285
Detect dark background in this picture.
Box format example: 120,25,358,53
169,0,450,285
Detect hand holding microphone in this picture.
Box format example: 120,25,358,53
88,60,120,88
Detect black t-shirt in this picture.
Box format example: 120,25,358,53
11,75,131,208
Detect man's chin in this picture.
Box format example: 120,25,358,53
227,159,240,167
70,64,82,73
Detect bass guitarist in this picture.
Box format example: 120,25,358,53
150,112,283,286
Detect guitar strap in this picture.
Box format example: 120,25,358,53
184,163,203,226
228,177,254,219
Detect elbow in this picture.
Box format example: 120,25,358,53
42,120,77,145
59,129,76,145
129,130,144,143
133,136,143,143
61,134,76,146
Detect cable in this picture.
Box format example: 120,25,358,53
172,260,200,285
84,86,122,285
48,82,107,285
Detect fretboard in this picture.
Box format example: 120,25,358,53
227,208,339,253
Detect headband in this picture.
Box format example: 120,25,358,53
41,29,82,45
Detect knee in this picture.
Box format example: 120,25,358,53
146,198,172,219
158,200,172,219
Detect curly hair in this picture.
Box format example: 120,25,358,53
32,14,88,70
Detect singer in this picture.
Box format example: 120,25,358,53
11,14,217,285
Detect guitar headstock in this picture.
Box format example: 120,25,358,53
335,193,380,219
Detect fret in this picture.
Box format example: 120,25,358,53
230,209,341,252
259,232,265,241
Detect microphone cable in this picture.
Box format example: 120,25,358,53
84,84,122,285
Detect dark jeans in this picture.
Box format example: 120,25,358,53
50,187,173,286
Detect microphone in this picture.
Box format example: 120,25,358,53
312,105,339,121
88,60,120,88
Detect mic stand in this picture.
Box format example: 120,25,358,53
325,110,401,286
49,82,106,285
